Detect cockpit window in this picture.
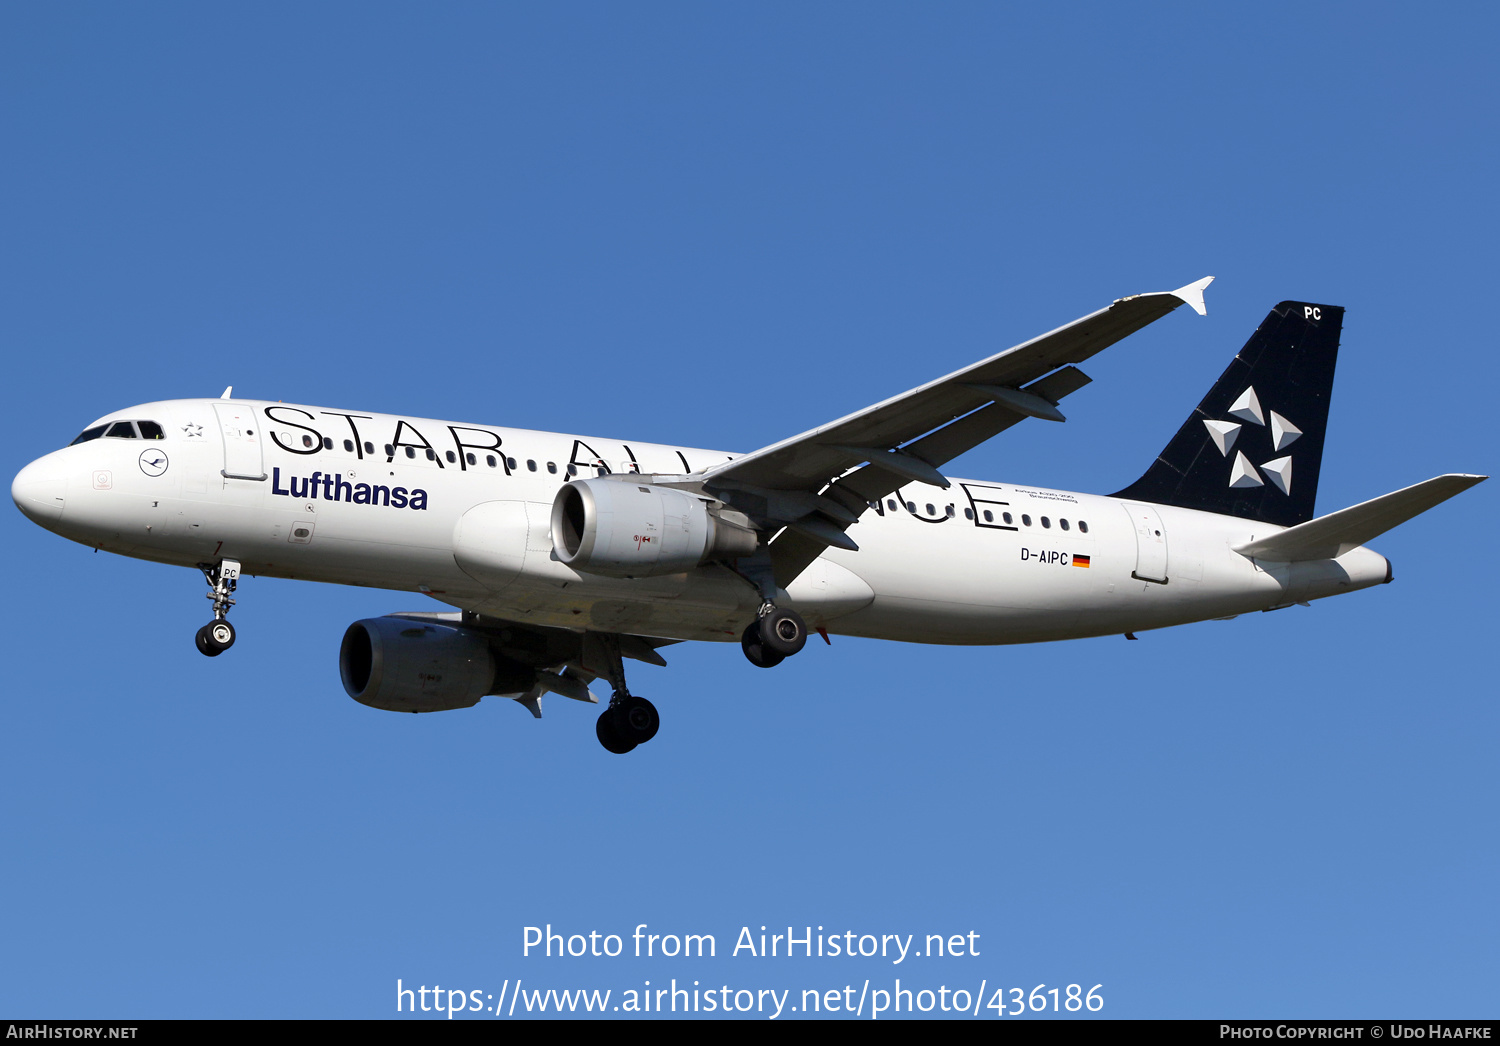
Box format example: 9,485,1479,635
71,420,166,445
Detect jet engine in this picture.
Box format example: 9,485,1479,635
339,617,536,713
550,478,759,578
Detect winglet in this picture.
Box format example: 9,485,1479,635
1170,276,1214,317
220,386,234,400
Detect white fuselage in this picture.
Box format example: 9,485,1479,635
12,398,1392,645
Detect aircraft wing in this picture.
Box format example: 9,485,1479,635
698,277,1213,586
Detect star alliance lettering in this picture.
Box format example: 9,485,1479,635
271,467,428,510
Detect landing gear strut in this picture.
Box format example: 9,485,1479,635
741,603,807,668
732,550,809,669
591,634,660,755
194,558,240,657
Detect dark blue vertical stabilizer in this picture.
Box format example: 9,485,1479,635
1110,301,1342,528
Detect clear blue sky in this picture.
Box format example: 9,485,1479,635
2,3,1494,1019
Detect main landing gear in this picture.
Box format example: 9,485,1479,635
596,694,660,755
741,604,808,668
194,558,240,657
592,634,660,755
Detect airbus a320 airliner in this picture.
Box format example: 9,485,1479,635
11,279,1484,752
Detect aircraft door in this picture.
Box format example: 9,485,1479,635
1121,502,1168,583
212,402,267,481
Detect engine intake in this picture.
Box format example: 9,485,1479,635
339,617,535,713
551,478,758,578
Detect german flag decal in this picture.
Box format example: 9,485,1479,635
1072,554,1091,568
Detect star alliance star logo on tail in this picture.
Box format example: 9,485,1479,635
1202,385,1301,495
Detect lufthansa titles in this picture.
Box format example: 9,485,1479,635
272,467,428,510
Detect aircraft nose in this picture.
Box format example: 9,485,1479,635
12,456,67,524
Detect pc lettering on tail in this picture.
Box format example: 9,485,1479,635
12,279,1484,752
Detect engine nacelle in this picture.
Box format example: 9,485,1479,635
551,478,758,578
339,617,534,713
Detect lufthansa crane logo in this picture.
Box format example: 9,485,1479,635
138,449,169,477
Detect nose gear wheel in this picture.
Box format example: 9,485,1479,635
195,619,236,656
194,559,241,658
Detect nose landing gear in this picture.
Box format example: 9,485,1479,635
194,559,240,657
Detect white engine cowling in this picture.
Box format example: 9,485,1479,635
551,478,758,578
340,617,501,713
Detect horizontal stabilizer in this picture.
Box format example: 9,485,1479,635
1233,474,1486,562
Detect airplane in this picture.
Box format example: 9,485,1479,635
10,278,1485,754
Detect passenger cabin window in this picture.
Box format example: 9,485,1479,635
1041,516,1051,529
486,455,497,468
547,462,558,474
1060,519,1070,531
887,499,897,511
466,453,476,466
1078,521,1089,534
527,460,537,472
1022,514,1032,526
445,451,456,463
106,421,138,439
363,442,374,455
343,439,354,452
323,437,334,450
